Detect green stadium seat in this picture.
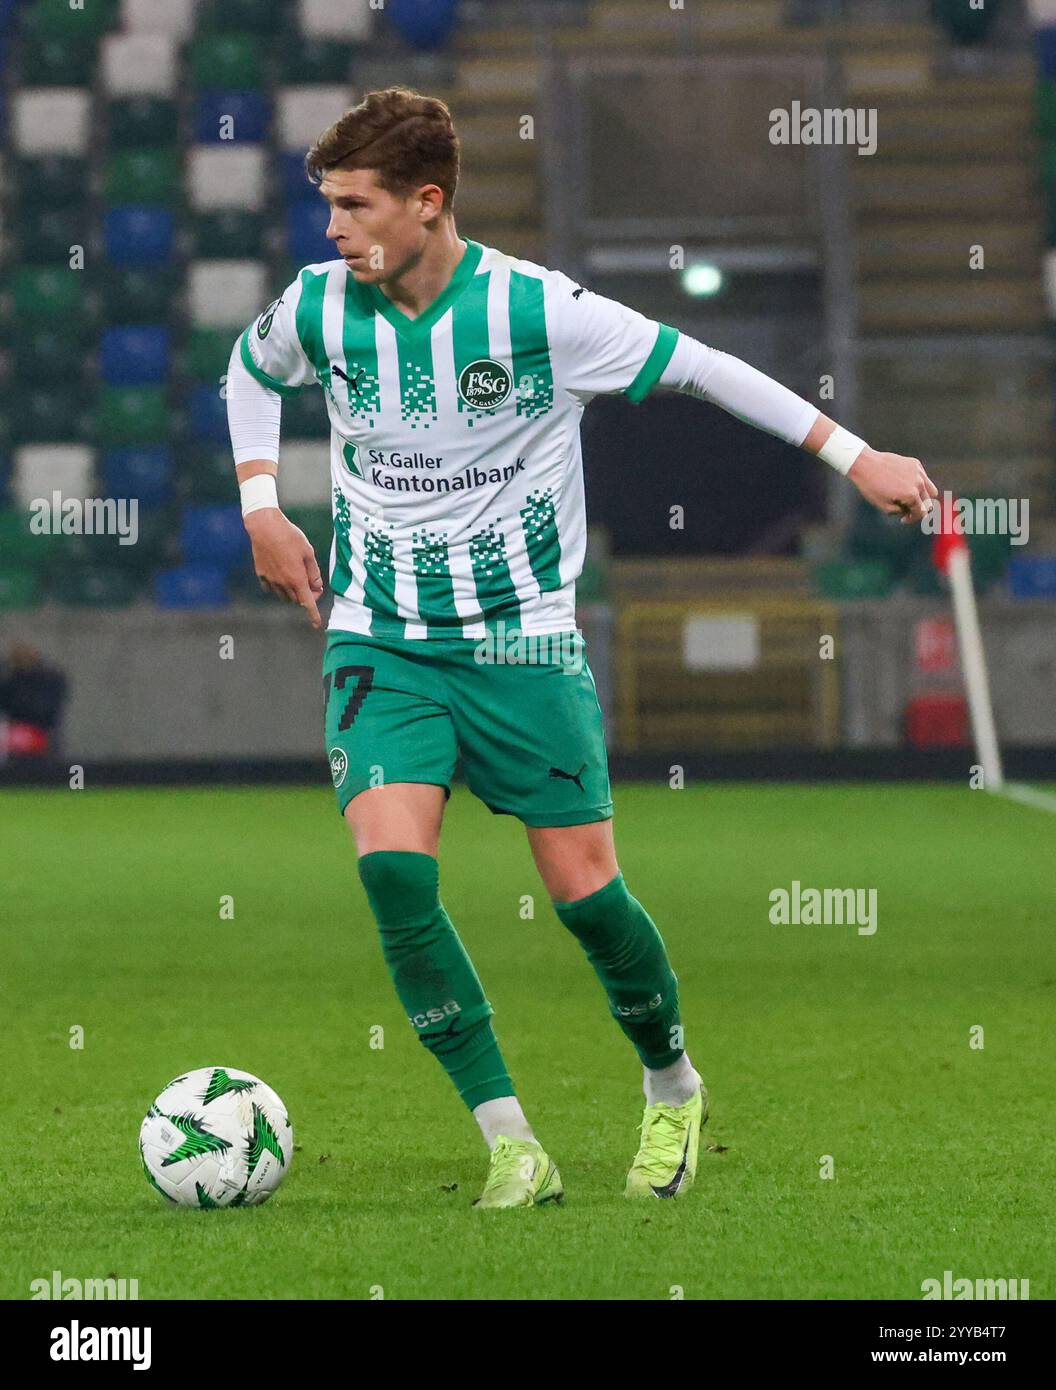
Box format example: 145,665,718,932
108,98,179,149
198,0,286,36
11,267,87,322
96,387,170,445
814,560,895,600
22,35,97,86
193,211,265,260
0,569,43,609
8,323,95,384
14,157,89,212
184,446,239,504
51,564,137,607
23,0,119,38
0,510,49,569
1038,82,1056,139
10,388,94,446
101,267,179,322
104,149,182,207
281,38,354,84
184,330,240,383
845,499,919,579
189,34,264,89
16,207,79,265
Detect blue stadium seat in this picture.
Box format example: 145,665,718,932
99,326,170,385
194,90,270,144
286,201,333,264
155,564,229,608
180,504,249,569
187,382,231,444
102,446,173,505
280,150,314,202
1009,555,1056,599
104,206,175,266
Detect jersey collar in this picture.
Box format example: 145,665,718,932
364,239,484,339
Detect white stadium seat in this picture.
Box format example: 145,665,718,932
299,0,375,41
121,0,196,38
277,87,354,151
187,146,268,212
100,33,177,97
14,447,96,511
277,442,333,508
189,261,269,329
1027,1,1056,25
12,90,91,156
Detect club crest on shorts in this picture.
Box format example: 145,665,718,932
457,359,512,410
328,748,348,788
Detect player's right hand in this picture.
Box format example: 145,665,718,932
244,509,324,629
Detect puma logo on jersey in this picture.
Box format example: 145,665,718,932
332,363,365,394
572,286,586,299
548,762,587,792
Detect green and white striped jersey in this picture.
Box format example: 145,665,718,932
239,239,677,639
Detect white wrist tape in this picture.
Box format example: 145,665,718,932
818,425,868,475
239,473,279,518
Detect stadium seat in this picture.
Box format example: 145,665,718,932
13,444,95,510
189,34,264,89
185,446,240,504
0,569,43,609
285,202,333,265
103,206,175,266
9,323,95,384
277,87,352,150
101,266,179,322
279,150,316,203
814,559,895,600
14,155,88,211
96,387,170,445
299,0,374,41
284,505,333,561
276,441,331,507
104,149,181,205
188,146,268,212
193,210,265,260
107,97,178,148
100,33,177,97
120,0,196,39
0,508,51,567
281,37,354,84
199,0,286,35
102,446,173,505
52,564,137,607
188,260,268,328
180,504,250,569
23,0,119,37
1009,554,1056,598
10,389,93,446
17,207,77,263
194,91,271,145
99,327,171,386
11,267,87,322
154,564,230,608
22,34,96,86
184,328,240,382
187,383,231,445
12,89,91,155
105,209,175,271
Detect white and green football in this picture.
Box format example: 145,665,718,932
139,1066,293,1209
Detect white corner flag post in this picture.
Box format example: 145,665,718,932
933,498,1004,792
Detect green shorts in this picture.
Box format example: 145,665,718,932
322,627,613,827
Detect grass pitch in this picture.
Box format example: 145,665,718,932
2,782,1052,1300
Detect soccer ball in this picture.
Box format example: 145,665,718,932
139,1066,294,1209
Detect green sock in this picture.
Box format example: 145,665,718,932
554,871,683,1068
357,850,513,1111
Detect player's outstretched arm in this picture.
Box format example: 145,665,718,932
653,332,937,524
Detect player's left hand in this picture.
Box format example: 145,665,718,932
848,448,938,525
